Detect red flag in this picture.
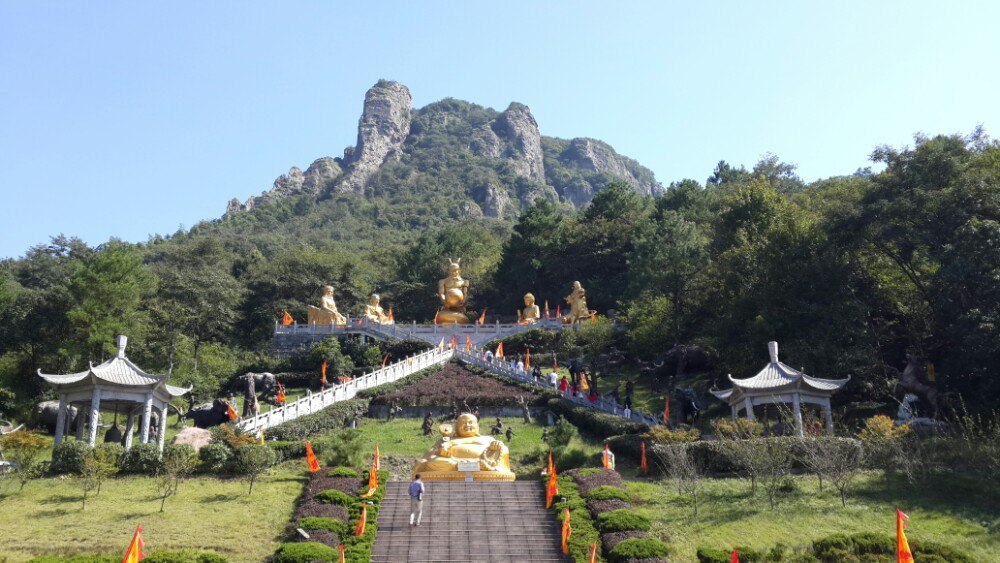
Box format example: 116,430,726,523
450,335,457,350
360,462,378,498
640,441,648,475
277,382,286,403
544,300,550,319
496,341,504,359
553,355,558,371
281,311,294,326
121,524,146,563
897,509,913,563
663,396,670,425
731,548,739,563
374,442,381,471
387,307,394,322
546,466,558,509
433,309,439,325
588,542,598,563
338,544,345,563
547,450,554,476
321,360,328,385
556,304,561,318
477,308,487,325
561,507,571,555
602,443,614,469
356,318,363,326
381,353,389,368
305,441,320,473
355,503,367,536
225,401,238,422
525,348,531,369
465,335,472,351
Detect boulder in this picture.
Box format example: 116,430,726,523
172,426,213,452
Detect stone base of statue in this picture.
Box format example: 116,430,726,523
416,469,515,482
436,309,471,324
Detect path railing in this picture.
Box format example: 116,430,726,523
274,317,566,347
238,346,454,433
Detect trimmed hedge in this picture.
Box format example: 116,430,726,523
549,473,604,562
595,509,651,534
547,398,649,439
697,532,975,563
265,399,369,441
49,440,92,475
327,467,361,478
119,443,162,474
585,486,631,502
273,542,339,563
340,470,389,562
197,442,233,473
607,538,672,563
298,516,349,536
315,489,356,506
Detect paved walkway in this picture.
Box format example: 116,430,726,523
371,481,569,563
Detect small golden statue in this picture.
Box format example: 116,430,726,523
562,280,593,324
517,292,541,324
364,293,393,324
307,285,347,325
436,258,470,324
412,413,514,481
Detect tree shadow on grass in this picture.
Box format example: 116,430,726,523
201,493,232,503
853,472,1000,524
34,508,73,517
39,494,82,504
120,511,152,520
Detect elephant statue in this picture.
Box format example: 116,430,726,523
672,387,702,425
29,401,81,435
228,372,279,402
181,399,231,429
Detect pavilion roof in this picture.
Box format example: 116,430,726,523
710,342,849,401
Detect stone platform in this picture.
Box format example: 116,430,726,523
371,480,569,563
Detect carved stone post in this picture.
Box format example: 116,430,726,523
744,396,755,421
157,407,167,452
140,394,153,444
792,393,804,437
124,410,136,449
87,389,102,446
54,394,67,447
823,398,834,435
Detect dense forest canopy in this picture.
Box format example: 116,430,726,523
1,129,997,421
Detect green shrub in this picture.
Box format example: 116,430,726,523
265,399,369,441
595,509,651,533
696,547,731,563
49,440,92,475
549,473,602,563
94,442,125,466
26,556,117,563
299,516,349,536
327,467,361,478
197,442,233,473
548,398,649,438
273,542,338,563
607,537,671,562
554,447,592,471
144,550,229,562
911,539,975,563
120,443,163,474
584,485,630,502
575,468,602,476
316,488,356,506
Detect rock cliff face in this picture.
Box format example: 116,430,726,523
495,103,545,181
564,138,660,195
338,80,412,194
302,157,343,193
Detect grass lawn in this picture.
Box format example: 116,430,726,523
0,462,306,562
624,471,1000,562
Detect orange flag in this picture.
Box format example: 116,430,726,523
356,318,363,326
546,465,558,509
525,348,531,369
121,524,146,563
553,355,558,371
433,309,439,325
544,300,550,319
496,341,504,359
360,462,378,498
640,441,648,475
321,360,328,385
477,308,487,325
556,304,561,318
450,335,457,350
588,542,598,563
374,442,381,470
225,401,238,422
561,506,571,555
465,335,472,351
277,382,286,403
338,543,345,563
731,548,739,563
355,503,367,536
387,307,394,322
602,443,614,470
305,441,320,472
896,509,913,562
381,353,389,368
663,396,670,425
547,450,555,476
281,311,294,326
579,371,590,391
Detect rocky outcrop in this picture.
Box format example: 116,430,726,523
302,157,342,193
469,125,503,158
473,183,511,218
495,103,545,181
564,138,661,195
338,80,412,194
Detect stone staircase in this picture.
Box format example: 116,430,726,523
372,481,569,563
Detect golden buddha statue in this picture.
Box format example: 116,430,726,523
436,258,470,324
307,285,347,325
562,280,592,324
412,413,514,481
364,293,393,324
517,292,541,324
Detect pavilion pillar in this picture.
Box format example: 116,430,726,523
124,410,136,450
730,404,737,420
157,406,167,453
743,396,755,421
140,394,153,444
87,389,102,446
75,404,85,441
823,398,834,435
54,394,67,447
792,393,803,437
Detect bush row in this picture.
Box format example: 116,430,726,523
549,472,605,563
547,398,649,439
50,439,279,477
696,531,974,562
264,399,369,441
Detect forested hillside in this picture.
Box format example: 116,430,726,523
0,82,997,424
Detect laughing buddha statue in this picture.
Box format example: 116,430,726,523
411,413,515,481
436,257,471,324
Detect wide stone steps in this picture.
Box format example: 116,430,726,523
371,481,569,563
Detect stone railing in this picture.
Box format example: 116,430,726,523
238,346,454,433
273,317,566,348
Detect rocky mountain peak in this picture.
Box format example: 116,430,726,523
338,80,412,194
495,102,545,181
565,138,661,195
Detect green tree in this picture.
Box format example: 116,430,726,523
0,430,47,492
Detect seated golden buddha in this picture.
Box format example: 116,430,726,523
307,285,347,325
412,413,514,481
436,258,471,324
364,293,393,324
517,292,541,324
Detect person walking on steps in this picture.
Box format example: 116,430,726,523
409,474,425,527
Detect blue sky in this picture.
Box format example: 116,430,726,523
1,1,998,258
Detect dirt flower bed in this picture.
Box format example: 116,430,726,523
297,499,349,520
371,363,544,407
306,475,362,499
602,530,651,551
587,498,631,515
567,468,625,496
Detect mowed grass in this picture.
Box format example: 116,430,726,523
623,471,1000,562
0,463,306,562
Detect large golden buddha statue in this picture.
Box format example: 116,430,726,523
364,293,393,324
436,258,470,324
562,280,593,324
412,413,514,481
307,285,347,325
517,292,541,324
